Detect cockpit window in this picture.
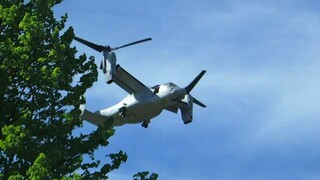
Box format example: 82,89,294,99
152,85,160,94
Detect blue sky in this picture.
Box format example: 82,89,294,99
55,1,320,179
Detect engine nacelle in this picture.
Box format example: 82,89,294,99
180,94,193,124
103,51,117,84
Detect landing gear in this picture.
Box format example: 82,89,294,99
141,122,148,128
141,120,150,128
119,107,126,118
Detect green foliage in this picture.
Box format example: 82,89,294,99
26,153,49,179
133,171,159,180
0,0,127,179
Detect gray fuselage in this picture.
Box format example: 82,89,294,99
95,83,185,126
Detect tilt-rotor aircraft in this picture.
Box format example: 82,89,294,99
75,36,206,128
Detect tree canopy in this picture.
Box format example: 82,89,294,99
0,0,128,179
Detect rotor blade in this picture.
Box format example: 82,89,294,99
193,97,206,108
74,36,106,52
111,37,152,51
185,70,206,93
99,60,103,69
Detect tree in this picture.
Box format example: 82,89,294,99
0,0,128,179
133,171,159,180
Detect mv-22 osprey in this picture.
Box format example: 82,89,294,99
75,36,206,128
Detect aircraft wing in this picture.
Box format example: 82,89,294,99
113,65,150,94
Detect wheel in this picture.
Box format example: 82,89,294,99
141,123,148,128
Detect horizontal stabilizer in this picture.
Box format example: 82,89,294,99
81,108,109,127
